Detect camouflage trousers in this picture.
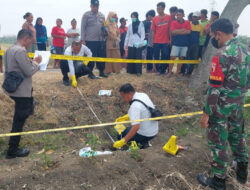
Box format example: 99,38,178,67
207,108,248,179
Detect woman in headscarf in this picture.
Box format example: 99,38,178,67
104,12,121,74
22,12,37,52
124,12,145,76
35,17,48,51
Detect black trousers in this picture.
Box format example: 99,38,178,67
60,60,93,80
198,45,204,59
127,47,142,74
37,43,46,51
8,97,34,151
146,47,154,71
181,44,200,75
86,41,106,73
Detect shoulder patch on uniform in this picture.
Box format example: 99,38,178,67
83,11,90,19
209,56,225,87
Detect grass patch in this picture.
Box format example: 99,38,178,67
0,138,5,146
21,133,67,169
40,134,67,169
100,139,111,146
0,138,7,159
86,134,99,150
129,141,142,162
176,127,189,137
85,133,99,158
108,127,119,140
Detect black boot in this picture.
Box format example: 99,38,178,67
6,148,30,159
140,141,151,149
99,72,108,78
197,174,226,190
235,162,248,184
136,73,142,77
88,73,98,79
62,76,70,86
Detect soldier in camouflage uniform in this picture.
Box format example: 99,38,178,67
197,18,249,190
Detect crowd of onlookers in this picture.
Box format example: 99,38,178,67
1,0,225,78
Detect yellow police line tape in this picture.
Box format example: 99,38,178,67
0,104,249,138
0,50,200,64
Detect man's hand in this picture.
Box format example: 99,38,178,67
34,55,42,64
200,112,209,128
169,40,172,46
113,138,126,149
71,75,77,88
74,33,80,37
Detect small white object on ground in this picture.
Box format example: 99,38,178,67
79,147,113,158
98,90,112,96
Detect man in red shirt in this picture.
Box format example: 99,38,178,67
168,9,191,77
169,6,178,21
151,2,171,74
51,18,66,68
119,18,128,58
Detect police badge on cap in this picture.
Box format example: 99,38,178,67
91,0,99,6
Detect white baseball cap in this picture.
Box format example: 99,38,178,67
193,11,201,17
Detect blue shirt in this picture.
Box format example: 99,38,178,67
35,25,48,44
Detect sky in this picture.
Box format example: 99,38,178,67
0,0,249,37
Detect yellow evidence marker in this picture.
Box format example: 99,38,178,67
163,135,179,156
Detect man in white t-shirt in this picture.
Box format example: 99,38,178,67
113,83,159,149
66,19,80,47
60,40,97,87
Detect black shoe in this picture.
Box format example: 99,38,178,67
88,74,98,79
197,174,226,190
140,141,151,149
99,72,108,78
233,161,248,184
6,148,30,159
136,73,142,77
63,79,70,86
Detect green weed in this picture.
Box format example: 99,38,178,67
176,127,188,137
129,141,142,161
85,134,99,157
39,134,66,169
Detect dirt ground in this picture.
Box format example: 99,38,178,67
0,69,249,190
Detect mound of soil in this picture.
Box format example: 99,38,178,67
0,70,249,190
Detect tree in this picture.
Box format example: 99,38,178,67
189,0,250,90
238,35,250,45
0,36,16,44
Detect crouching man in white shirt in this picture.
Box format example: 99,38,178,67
60,40,97,87
113,83,158,149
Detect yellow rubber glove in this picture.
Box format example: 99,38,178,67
84,61,89,66
114,114,129,135
113,138,126,149
115,114,130,122
114,124,126,135
71,75,77,88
